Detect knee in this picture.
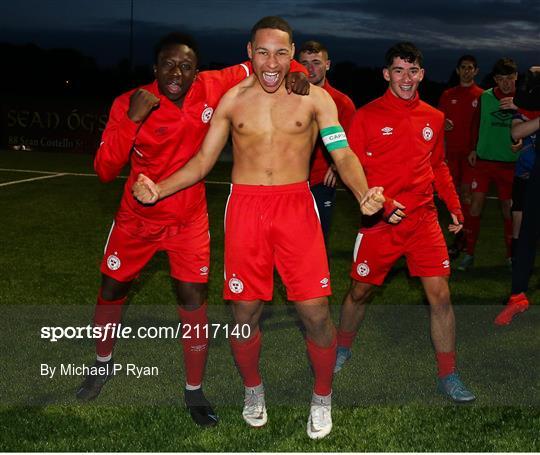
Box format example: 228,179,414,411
428,288,451,311
302,311,331,333
100,275,131,301
469,202,482,217
175,281,207,310
348,283,372,305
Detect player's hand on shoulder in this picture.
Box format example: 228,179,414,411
285,71,310,95
382,198,406,224
128,89,160,123
360,186,385,216
132,173,160,205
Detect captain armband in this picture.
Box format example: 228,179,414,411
320,126,349,152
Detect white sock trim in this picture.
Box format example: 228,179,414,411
185,383,202,391
96,354,112,362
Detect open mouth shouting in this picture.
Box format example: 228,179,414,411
262,71,280,87
166,80,181,95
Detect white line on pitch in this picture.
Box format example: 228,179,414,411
0,173,67,187
0,167,500,198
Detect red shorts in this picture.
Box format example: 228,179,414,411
100,209,210,283
470,160,515,200
223,182,331,301
446,149,474,187
350,206,450,285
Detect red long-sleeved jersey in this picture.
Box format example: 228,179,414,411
438,83,483,154
95,64,252,225
95,60,308,226
349,89,462,222
309,80,356,185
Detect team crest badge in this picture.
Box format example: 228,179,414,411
107,254,121,271
472,99,478,108
471,179,478,190
357,262,370,277
422,126,434,141
201,107,214,123
228,277,244,294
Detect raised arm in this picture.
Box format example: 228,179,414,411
132,92,233,204
95,89,160,182
313,88,384,215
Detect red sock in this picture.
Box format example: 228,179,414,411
436,351,456,378
465,215,480,255
230,330,262,388
177,304,209,387
503,218,513,258
337,329,357,349
306,335,337,396
94,294,125,358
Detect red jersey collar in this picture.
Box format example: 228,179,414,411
383,87,420,110
494,86,515,99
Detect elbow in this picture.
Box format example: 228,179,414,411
94,161,116,183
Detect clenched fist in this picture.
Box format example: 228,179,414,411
128,89,160,123
360,186,385,215
132,173,160,204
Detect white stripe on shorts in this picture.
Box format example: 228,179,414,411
353,232,364,263
103,220,115,254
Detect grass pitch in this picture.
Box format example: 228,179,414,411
0,150,538,451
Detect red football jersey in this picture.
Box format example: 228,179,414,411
349,89,461,220
438,83,483,154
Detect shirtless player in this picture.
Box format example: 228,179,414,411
132,16,384,439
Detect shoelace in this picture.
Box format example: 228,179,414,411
446,377,466,395
311,404,331,428
244,391,264,414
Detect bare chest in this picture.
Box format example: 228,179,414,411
231,92,314,138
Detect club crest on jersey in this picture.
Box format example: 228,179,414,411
471,179,478,190
472,99,478,108
228,277,244,294
201,107,214,123
422,126,434,141
107,254,121,271
356,262,370,277
381,126,393,136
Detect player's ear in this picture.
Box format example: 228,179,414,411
247,41,253,59
473,67,479,77
153,65,157,76
383,68,390,82
326,59,331,71
418,68,425,82
290,42,295,59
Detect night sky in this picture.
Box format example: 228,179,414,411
1,0,538,82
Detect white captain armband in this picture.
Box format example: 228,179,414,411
320,126,349,152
